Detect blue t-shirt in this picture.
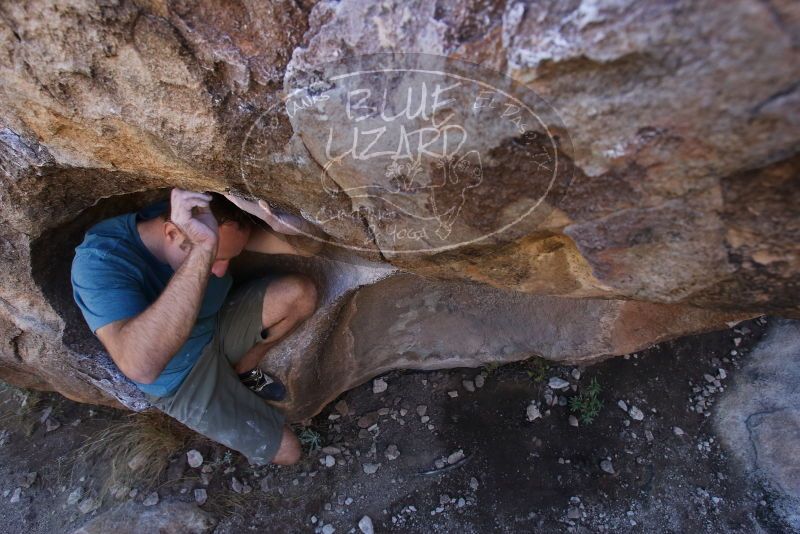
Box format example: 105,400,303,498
70,200,232,397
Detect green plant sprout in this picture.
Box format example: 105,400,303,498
569,377,603,424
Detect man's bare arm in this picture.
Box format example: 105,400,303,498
96,245,214,384
222,193,324,257
244,226,322,257
95,188,219,384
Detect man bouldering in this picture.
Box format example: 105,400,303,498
70,188,320,466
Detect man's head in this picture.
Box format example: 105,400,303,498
159,192,254,277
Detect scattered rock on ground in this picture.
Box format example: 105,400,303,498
526,401,542,422
600,459,615,475
186,450,203,468
142,492,159,507
385,444,400,461
629,406,645,421
548,377,570,390
358,515,374,534
72,501,216,534
372,379,387,394
362,463,380,475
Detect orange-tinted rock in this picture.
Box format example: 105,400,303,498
0,0,795,420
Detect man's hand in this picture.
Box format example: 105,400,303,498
223,192,305,236
171,189,219,250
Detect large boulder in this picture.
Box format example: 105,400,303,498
716,319,800,531
0,0,796,419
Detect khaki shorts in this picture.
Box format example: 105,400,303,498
147,275,285,465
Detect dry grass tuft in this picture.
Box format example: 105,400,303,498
72,410,195,499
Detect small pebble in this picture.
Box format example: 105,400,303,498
568,415,579,427
548,377,570,390
186,450,203,468
362,463,380,474
526,401,542,422
447,449,465,464
373,378,388,394
358,516,374,534
600,459,615,475
45,419,61,432
194,488,207,506
629,406,644,421
385,444,400,461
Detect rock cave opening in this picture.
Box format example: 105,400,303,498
29,188,174,358
27,187,331,368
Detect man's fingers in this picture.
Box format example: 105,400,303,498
173,192,212,205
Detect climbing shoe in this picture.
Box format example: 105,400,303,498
238,368,287,401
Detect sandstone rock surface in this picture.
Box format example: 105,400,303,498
0,0,797,419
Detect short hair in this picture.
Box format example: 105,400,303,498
161,192,255,231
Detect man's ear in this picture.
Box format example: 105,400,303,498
163,221,186,245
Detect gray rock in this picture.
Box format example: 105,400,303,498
194,489,207,506
142,492,159,507
186,450,203,469
372,378,388,394
716,319,800,530
447,449,465,464
548,377,570,390
362,463,380,474
629,406,644,421
526,401,542,422
358,516,374,534
462,380,475,392
72,501,216,534
385,444,400,461
45,418,61,432
568,415,579,427
600,459,615,475
78,497,102,515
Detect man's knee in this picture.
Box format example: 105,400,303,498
271,425,301,465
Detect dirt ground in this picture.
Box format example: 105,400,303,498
0,317,791,534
